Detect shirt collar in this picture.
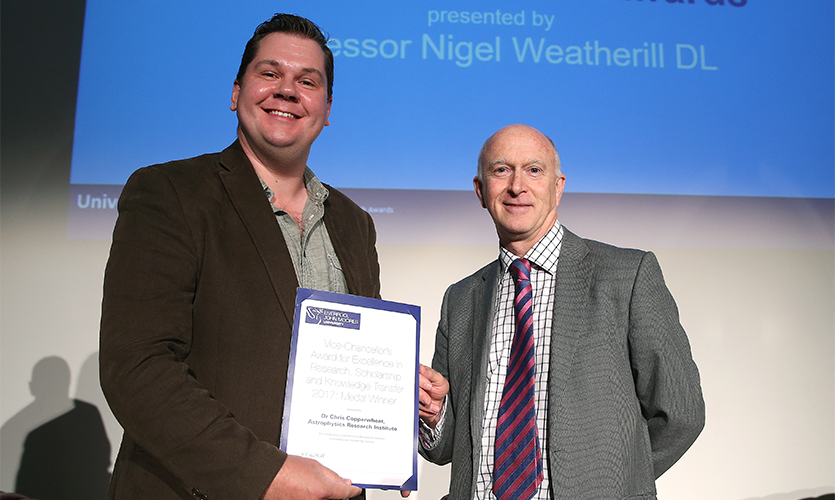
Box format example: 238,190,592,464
259,166,329,210
499,221,564,276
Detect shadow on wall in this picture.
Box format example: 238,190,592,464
0,356,111,500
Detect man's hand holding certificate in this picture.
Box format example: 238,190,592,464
280,288,420,490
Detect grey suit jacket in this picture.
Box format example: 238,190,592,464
100,141,381,500
421,229,704,500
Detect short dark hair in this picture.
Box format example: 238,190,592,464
236,13,334,100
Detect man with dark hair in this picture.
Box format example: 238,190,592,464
415,124,704,500
100,13,377,500
236,14,335,101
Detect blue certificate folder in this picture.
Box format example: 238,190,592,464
280,288,420,491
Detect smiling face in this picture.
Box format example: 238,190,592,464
231,32,332,166
474,125,566,256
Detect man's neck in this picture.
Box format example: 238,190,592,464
238,129,310,180
259,168,308,232
499,218,560,258
240,137,310,228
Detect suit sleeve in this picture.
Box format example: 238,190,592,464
99,166,283,500
419,286,456,465
628,251,705,477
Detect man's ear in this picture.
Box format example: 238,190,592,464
230,80,241,111
324,98,332,127
554,174,566,207
473,176,487,209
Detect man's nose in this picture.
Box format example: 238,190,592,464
508,171,526,194
274,79,299,102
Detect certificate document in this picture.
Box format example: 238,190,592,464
280,288,420,490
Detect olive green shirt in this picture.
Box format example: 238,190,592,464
260,168,348,293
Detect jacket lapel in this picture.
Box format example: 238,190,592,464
548,229,591,427
470,261,499,451
322,194,367,297
217,142,299,328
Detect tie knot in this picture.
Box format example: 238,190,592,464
510,258,531,285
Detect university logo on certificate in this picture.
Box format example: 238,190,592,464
280,288,420,490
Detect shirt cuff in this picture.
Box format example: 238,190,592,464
418,396,447,451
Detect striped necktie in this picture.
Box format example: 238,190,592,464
493,258,543,500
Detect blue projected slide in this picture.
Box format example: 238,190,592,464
68,1,833,238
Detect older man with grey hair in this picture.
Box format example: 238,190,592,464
415,124,705,500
